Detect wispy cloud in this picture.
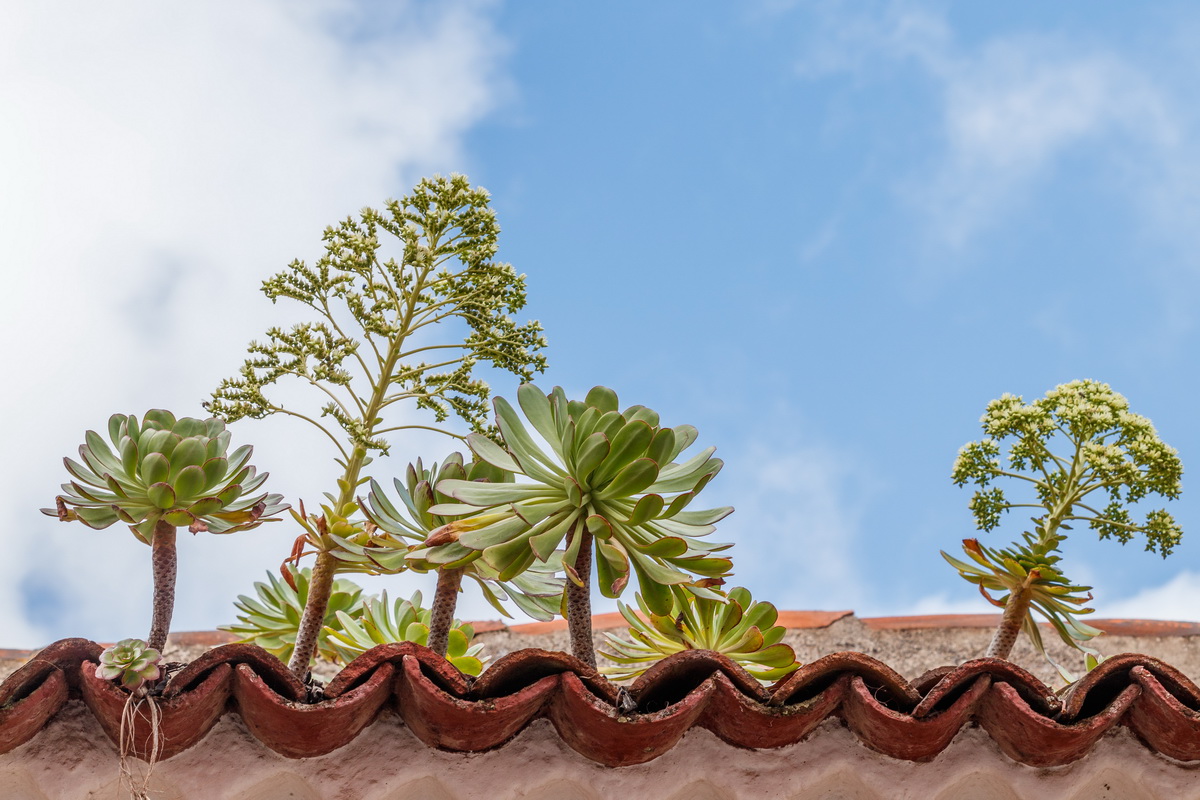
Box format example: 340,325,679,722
0,0,509,647
787,1,1188,251
715,430,879,612
1096,571,1200,622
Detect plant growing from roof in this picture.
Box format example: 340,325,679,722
429,384,733,668
944,379,1183,678
45,411,285,653
206,175,547,679
324,590,487,675
221,565,366,664
600,585,800,683
362,452,563,656
96,639,163,695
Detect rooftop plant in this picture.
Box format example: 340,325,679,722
45,410,285,653
221,565,365,664
362,453,562,655
944,379,1183,679
426,384,733,667
600,585,800,682
325,590,486,675
206,175,547,679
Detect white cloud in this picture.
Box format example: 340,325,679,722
0,0,509,647
789,2,1185,250
715,434,879,612
918,41,1176,248
1095,571,1200,622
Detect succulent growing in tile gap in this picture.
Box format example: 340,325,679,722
96,638,163,695
45,410,285,652
945,379,1183,679
206,175,547,678
427,384,733,667
600,585,800,682
362,453,562,656
221,565,365,664
324,590,486,675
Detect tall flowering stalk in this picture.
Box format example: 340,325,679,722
944,380,1183,678
207,175,547,678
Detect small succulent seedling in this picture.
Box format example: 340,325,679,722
221,565,365,665
429,384,733,667
363,453,562,656
207,175,548,678
324,590,486,675
46,411,285,651
600,585,800,683
945,380,1183,678
96,639,163,694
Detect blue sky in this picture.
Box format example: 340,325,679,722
3,1,1200,648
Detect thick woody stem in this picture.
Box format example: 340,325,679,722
428,567,465,657
987,580,1035,660
147,521,177,653
289,551,336,677
565,525,596,668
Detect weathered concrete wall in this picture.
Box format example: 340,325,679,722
2,699,1198,800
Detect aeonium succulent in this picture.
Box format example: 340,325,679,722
96,638,162,694
600,585,800,683
945,380,1183,679
45,410,286,651
362,452,563,656
428,384,733,667
324,590,486,675
221,565,366,665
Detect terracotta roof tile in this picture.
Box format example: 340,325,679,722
5,634,1200,768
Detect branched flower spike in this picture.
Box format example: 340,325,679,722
363,452,562,657
45,411,286,651
944,380,1183,679
324,590,486,676
206,175,548,680
221,565,366,665
428,384,734,667
600,586,800,683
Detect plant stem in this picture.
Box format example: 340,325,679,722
427,567,465,657
147,521,177,653
288,550,336,676
987,576,1036,660
565,524,596,668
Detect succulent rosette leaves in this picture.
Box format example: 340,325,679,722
943,537,1104,681
96,638,163,693
363,453,563,621
221,565,366,664
44,410,286,542
430,384,733,615
325,590,486,675
600,586,800,683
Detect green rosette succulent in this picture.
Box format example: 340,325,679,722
944,537,1103,680
324,590,486,675
45,410,286,651
363,453,563,622
426,384,733,666
46,410,285,541
220,565,366,665
600,586,800,683
432,385,733,607
96,638,162,693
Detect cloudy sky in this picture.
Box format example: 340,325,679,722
4,1,1200,649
